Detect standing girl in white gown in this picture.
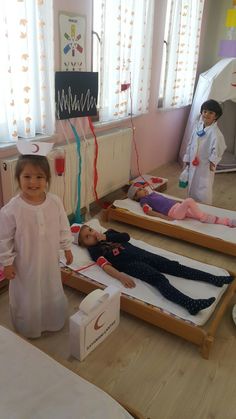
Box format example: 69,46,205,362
0,142,73,338
183,99,226,204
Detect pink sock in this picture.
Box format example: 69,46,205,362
200,214,217,224
215,216,231,226
228,219,236,228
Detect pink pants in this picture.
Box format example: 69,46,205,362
168,198,231,226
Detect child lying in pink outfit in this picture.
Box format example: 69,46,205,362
127,184,236,227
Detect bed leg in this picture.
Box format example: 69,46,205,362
199,335,214,359
101,207,110,222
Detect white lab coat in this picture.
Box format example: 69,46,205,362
183,121,226,204
0,193,72,338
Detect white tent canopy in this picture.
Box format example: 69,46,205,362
179,58,236,171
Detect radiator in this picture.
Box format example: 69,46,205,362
0,127,132,214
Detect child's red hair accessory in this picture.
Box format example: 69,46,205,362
71,224,81,244
71,226,81,233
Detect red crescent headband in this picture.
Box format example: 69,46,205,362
16,140,54,156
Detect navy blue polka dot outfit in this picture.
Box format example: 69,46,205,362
88,229,233,315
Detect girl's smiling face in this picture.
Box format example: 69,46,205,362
19,163,47,203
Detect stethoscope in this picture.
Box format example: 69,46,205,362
196,127,206,137
196,118,208,137
192,119,214,165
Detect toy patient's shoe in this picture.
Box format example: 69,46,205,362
229,219,236,228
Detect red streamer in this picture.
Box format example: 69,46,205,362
128,74,153,189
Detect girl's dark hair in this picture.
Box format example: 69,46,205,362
15,155,51,185
78,225,88,247
200,99,223,120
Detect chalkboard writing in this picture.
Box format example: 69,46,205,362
55,71,98,119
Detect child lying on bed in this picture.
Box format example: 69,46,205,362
127,183,236,227
77,225,233,315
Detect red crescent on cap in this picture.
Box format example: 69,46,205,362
31,143,39,153
94,312,105,330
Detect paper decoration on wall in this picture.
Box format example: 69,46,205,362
59,13,86,71
55,71,98,120
219,0,236,57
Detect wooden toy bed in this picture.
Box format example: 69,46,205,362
62,267,236,360
61,220,236,359
0,325,143,419
105,196,236,256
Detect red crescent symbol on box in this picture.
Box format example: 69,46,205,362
31,143,39,153
94,312,105,330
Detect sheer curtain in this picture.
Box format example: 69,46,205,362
162,0,205,108
93,0,154,122
0,0,54,143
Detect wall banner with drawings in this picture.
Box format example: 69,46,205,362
59,12,86,71
55,71,98,119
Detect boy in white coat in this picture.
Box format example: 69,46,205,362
183,99,226,204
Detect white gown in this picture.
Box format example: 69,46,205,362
0,193,72,338
183,121,226,204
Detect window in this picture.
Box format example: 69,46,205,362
93,0,154,123
0,0,54,144
158,0,205,109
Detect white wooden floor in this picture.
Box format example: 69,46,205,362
1,163,236,419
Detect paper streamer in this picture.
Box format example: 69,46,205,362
77,119,91,219
88,116,99,202
69,120,83,223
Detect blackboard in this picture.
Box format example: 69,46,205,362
55,71,98,119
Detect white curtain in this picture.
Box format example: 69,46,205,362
93,0,154,122
0,0,54,143
162,0,205,108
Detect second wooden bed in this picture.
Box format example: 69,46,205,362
106,197,236,256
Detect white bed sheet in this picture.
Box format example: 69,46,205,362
60,220,229,327
113,194,236,244
0,326,133,419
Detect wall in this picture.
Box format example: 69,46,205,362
54,0,189,177
198,0,233,74
0,0,229,207
53,0,231,176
